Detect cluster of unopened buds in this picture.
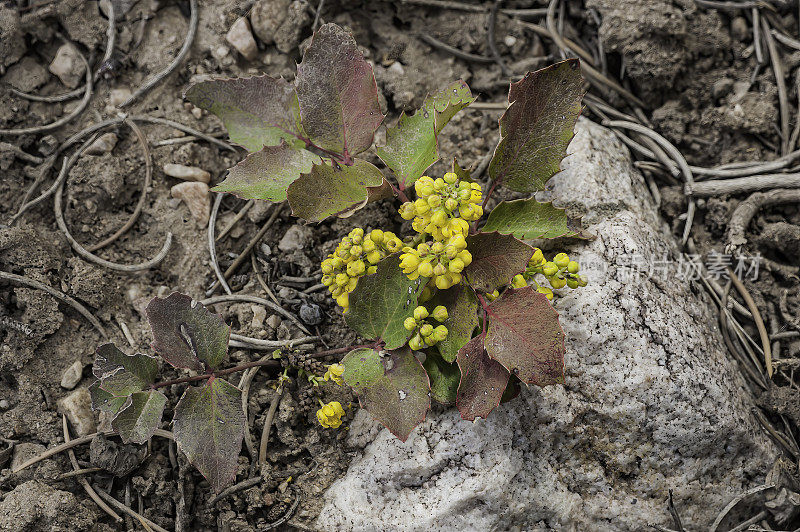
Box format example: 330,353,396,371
321,228,403,311
403,305,449,351
508,248,588,300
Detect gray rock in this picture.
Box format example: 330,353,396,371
85,133,118,156
171,181,210,228
278,225,310,252
226,17,258,61
0,480,97,531
48,43,86,89
57,387,96,437
0,6,25,68
299,303,322,325
250,0,310,53
163,163,211,183
316,119,777,531
59,359,84,389
2,57,49,92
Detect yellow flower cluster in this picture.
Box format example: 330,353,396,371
403,305,449,350
399,234,472,290
399,173,483,241
323,363,344,385
316,400,345,428
321,228,402,311
511,248,588,300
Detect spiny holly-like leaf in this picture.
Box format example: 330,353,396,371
93,343,158,398
433,283,479,363
184,75,305,152
456,335,509,421
423,352,460,405
463,232,534,293
346,254,426,349
485,286,565,386
483,198,590,240
295,23,383,158
377,80,474,186
146,293,230,372
286,159,385,222
112,390,167,444
488,59,583,192
89,380,129,415
214,141,320,201
173,378,245,493
341,347,430,441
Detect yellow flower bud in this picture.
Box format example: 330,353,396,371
404,317,417,331
413,306,429,321
553,253,569,269
432,305,448,322
512,274,527,289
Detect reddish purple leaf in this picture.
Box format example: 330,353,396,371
146,293,230,372
484,286,565,386
456,335,509,421
295,23,384,158
463,232,534,293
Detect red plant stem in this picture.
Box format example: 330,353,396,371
482,179,499,208
150,344,373,390
390,181,410,203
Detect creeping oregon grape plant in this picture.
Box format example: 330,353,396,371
90,23,588,492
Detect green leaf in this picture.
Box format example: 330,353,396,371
184,75,305,152
112,390,167,444
286,159,385,222
341,347,430,441
88,380,129,415
173,378,245,493
432,283,479,363
456,335,510,420
451,158,474,183
345,254,425,349
483,198,589,240
423,352,460,405
488,59,584,192
376,80,474,186
93,343,158,398
295,23,384,158
146,293,230,371
214,141,321,202
463,232,534,293
485,286,565,386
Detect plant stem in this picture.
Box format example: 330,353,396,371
390,181,410,203
150,344,371,390
482,179,499,208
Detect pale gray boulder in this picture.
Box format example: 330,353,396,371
316,119,777,531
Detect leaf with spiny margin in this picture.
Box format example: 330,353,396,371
287,159,385,222
483,198,591,240
184,75,305,152
377,80,474,186
295,23,383,158
488,59,584,192
173,378,245,493
463,232,534,293
146,293,231,372
432,283,479,363
456,334,509,420
451,158,474,183
423,351,460,405
93,343,158,398
484,286,565,386
112,390,167,444
341,347,430,441
89,380,130,415
214,141,321,201
345,254,426,349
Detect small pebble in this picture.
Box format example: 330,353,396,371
49,43,86,88
226,17,259,61
171,182,211,228
57,388,96,437
108,88,132,107
278,225,309,251
85,133,118,156
299,303,323,325
731,16,749,41
163,163,211,183
191,106,203,119
0,399,9,410
251,305,267,329
38,135,58,156
266,314,281,329
60,360,84,390
504,35,517,47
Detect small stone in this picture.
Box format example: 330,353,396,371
49,43,86,89
251,305,267,329
299,303,322,325
108,87,132,107
247,200,272,224
191,106,203,119
731,16,749,41
10,443,46,472
163,163,211,183
2,57,49,92
250,0,310,53
503,35,517,47
278,225,309,252
57,388,96,437
0,399,9,409
711,78,735,101
60,359,84,389
226,17,258,61
266,314,281,329
85,133,118,156
171,182,210,227
38,135,58,156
